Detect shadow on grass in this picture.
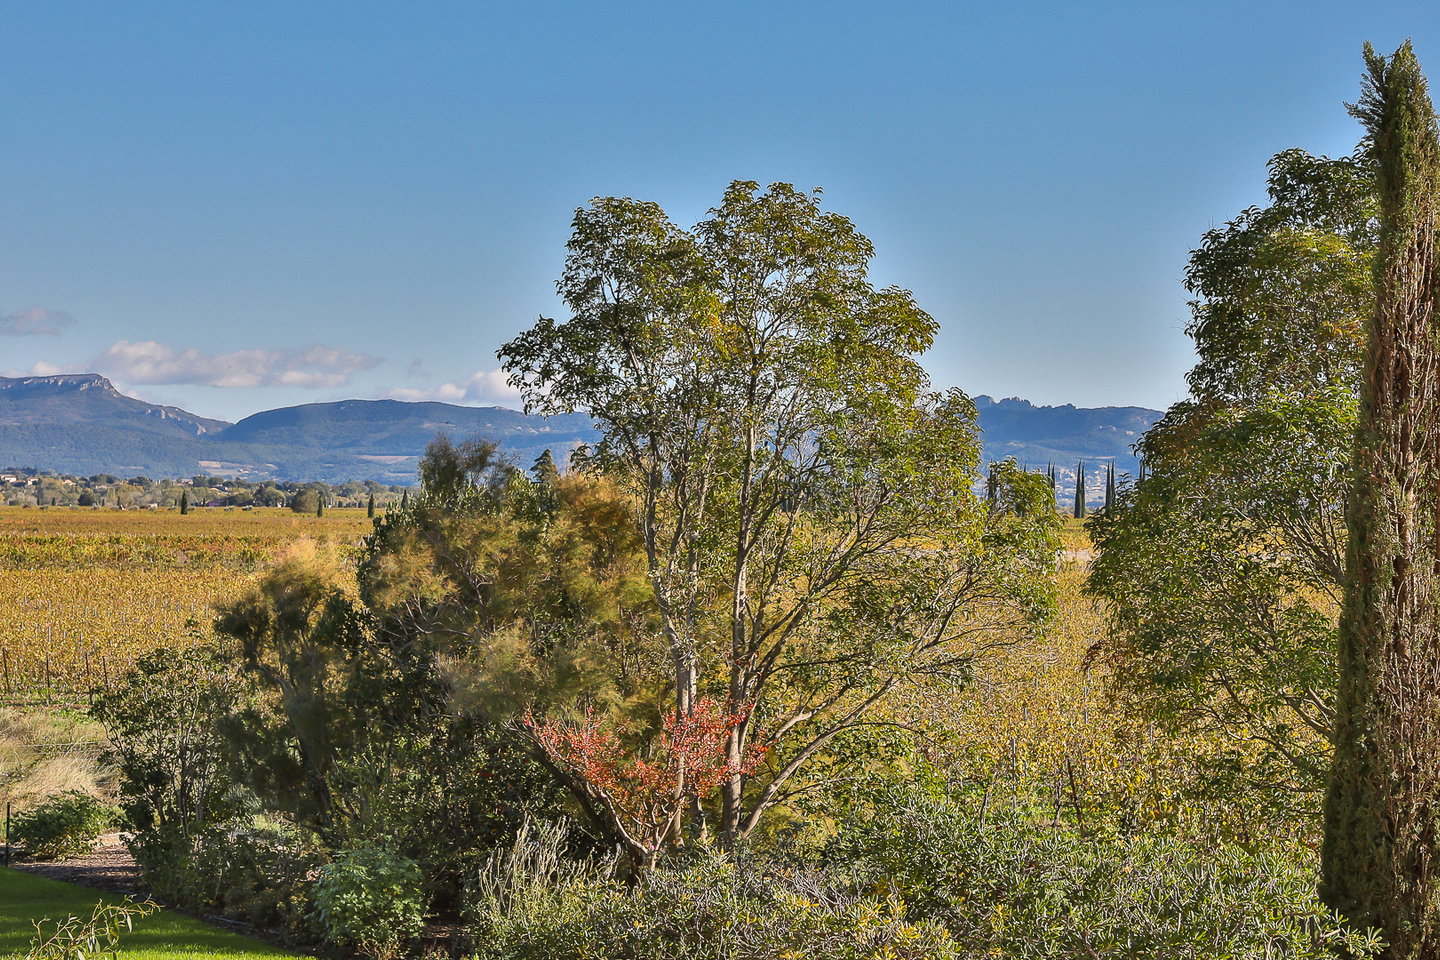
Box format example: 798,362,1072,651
0,867,293,959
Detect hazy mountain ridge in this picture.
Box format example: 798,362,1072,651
974,395,1159,477
0,374,229,436
0,376,1162,484
0,375,597,482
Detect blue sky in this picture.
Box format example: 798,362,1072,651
0,1,1432,422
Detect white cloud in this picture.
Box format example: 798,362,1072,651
0,307,77,336
2,360,74,377
387,368,524,406
93,339,382,388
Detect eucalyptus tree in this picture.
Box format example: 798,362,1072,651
1322,42,1440,956
502,181,1059,844
1087,138,1377,806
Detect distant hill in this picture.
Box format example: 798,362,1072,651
0,375,228,477
0,374,227,435
0,375,596,483
0,375,1162,486
216,399,597,482
974,395,1159,479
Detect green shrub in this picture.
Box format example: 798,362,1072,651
188,817,323,929
93,646,242,903
837,788,1384,960
10,791,116,861
465,820,618,959
311,844,425,959
587,854,958,960
465,820,957,960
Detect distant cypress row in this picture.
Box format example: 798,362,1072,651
1046,463,1057,512
1104,462,1116,512
1073,461,1086,519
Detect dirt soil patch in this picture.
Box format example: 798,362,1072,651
8,832,147,896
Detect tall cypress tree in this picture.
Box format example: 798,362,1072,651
179,490,189,515
1046,463,1057,511
532,448,560,484
1073,461,1086,519
1322,41,1440,958
1104,462,1116,513
366,493,375,519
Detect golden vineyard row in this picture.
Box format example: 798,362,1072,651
0,506,375,698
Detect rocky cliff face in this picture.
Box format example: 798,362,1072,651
0,374,230,436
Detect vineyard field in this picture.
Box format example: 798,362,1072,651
0,505,377,700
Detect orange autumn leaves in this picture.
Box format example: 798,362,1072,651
527,696,767,860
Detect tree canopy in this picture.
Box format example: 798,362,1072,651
503,180,1059,849
1087,146,1376,803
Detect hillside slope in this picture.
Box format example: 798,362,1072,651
0,376,1162,485
0,375,229,476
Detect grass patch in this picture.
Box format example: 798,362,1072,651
0,867,294,958
0,706,111,811
1057,516,1092,551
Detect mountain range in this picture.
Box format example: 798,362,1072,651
971,395,1159,480
0,375,1161,485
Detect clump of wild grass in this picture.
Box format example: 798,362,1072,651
0,707,111,810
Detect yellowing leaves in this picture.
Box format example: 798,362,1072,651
0,506,373,699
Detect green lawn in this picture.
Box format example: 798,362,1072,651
0,868,294,959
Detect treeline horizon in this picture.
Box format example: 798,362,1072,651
0,467,409,509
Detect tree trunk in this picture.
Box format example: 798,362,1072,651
1322,42,1440,960
719,421,757,846
671,650,697,843
718,697,747,845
